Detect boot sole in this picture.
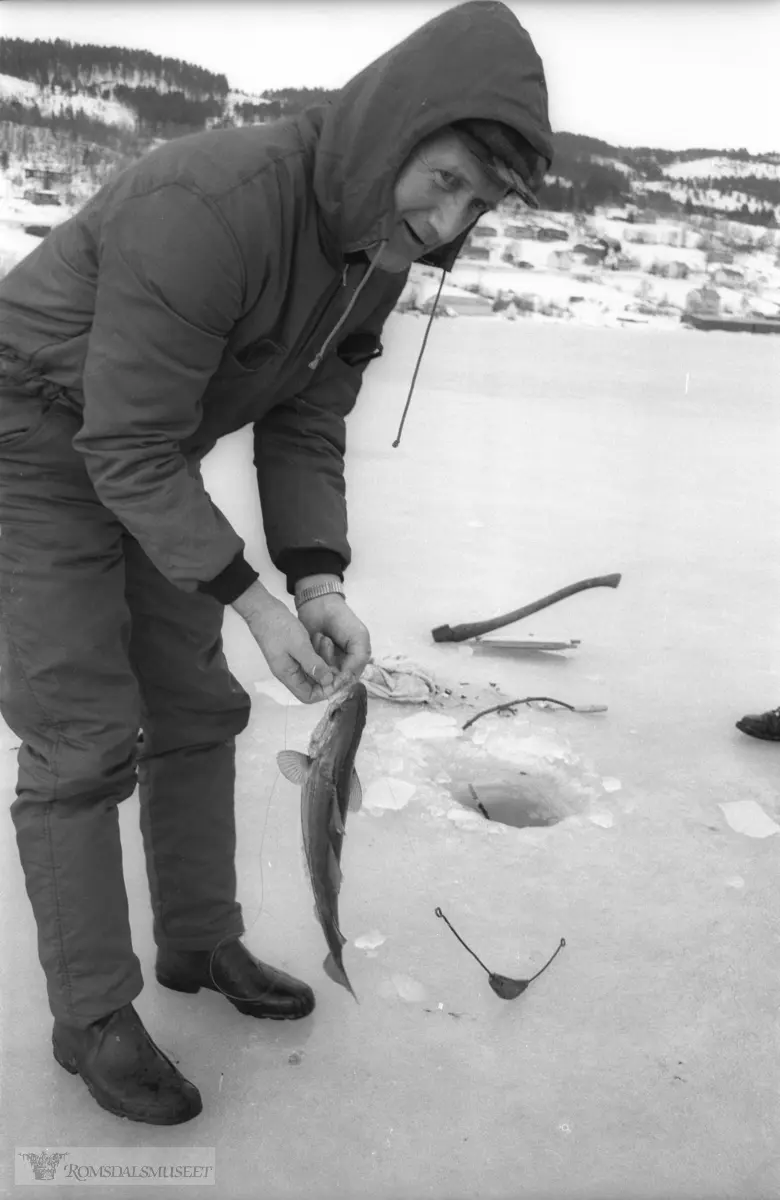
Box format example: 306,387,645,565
156,974,312,1020
52,1044,203,1126
736,722,780,741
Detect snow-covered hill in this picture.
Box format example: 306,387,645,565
642,177,780,223
0,71,137,130
664,156,780,182
0,71,273,134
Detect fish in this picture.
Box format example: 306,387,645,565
277,681,368,1000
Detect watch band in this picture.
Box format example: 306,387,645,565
294,580,346,610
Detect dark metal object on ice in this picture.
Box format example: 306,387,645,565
435,907,565,1000
475,636,581,652
463,695,608,731
431,573,622,643
277,682,368,1001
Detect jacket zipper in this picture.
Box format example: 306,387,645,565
285,268,351,370
308,248,386,371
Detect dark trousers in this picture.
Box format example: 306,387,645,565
0,385,251,1028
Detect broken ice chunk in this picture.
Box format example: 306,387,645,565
391,974,427,1003
719,800,780,839
364,777,417,812
589,811,614,828
602,777,622,793
354,931,387,951
484,732,569,765
447,806,483,827
397,712,460,740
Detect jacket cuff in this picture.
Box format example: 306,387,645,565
197,551,260,605
276,549,346,596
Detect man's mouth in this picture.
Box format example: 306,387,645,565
402,220,426,250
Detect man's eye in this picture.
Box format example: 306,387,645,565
433,169,459,190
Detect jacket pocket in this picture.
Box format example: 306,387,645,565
336,330,384,370
224,337,287,376
0,389,58,453
197,339,288,444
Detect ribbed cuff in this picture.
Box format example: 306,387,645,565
197,552,260,605
276,549,346,596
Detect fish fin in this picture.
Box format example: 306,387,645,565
348,770,363,812
323,952,358,1001
276,750,310,785
327,850,343,891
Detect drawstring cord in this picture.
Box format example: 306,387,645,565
306,242,445,449
308,243,388,371
392,269,445,448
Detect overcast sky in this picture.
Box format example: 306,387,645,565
2,1,778,154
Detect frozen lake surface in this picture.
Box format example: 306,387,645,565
2,317,779,1198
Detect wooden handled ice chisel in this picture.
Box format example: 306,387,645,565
431,573,622,644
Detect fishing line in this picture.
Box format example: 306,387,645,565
360,732,455,940
361,714,567,1000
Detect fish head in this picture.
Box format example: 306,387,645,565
328,680,368,727
307,681,369,760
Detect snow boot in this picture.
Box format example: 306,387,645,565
52,1003,202,1125
736,706,780,742
156,937,315,1019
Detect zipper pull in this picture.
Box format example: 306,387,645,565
342,266,348,287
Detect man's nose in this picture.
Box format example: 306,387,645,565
424,195,473,246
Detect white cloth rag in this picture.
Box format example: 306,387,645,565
362,655,440,704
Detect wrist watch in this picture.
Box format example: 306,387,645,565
294,580,346,610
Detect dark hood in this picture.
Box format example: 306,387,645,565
309,0,554,272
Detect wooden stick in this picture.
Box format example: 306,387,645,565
431,573,621,643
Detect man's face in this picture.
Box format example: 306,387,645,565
369,130,508,273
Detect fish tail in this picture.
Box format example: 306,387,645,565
323,952,359,1003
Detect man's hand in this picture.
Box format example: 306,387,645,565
295,588,371,691
231,580,337,703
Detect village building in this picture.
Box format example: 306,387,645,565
571,242,607,267
684,282,722,318
711,265,745,287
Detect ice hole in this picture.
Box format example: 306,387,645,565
451,774,568,829
424,742,589,830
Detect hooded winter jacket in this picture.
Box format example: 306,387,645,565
0,0,552,603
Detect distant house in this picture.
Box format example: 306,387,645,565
460,245,491,261
684,283,721,318
571,242,607,266
706,248,735,265
504,223,537,239
548,249,573,270
420,283,492,316
712,265,745,287
537,226,569,242
24,165,72,189
652,260,691,280
22,189,63,207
